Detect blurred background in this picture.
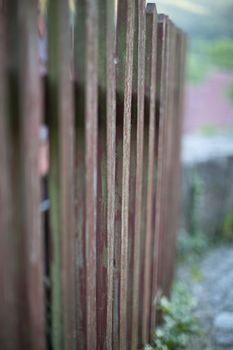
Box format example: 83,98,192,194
153,1,233,349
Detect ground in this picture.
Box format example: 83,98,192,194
177,245,233,350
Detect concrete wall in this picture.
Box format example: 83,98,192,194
181,136,233,237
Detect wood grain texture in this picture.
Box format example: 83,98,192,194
85,1,98,349
160,17,171,297
106,0,116,349
142,4,158,344
131,0,146,349
74,2,86,349
113,1,125,345
120,1,135,349
97,2,107,349
162,20,174,296
151,15,169,332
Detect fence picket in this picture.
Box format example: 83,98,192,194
142,4,158,344
0,5,18,348
74,2,86,349
48,1,76,349
106,0,117,349
119,1,136,348
85,1,98,349
17,1,46,348
151,14,169,332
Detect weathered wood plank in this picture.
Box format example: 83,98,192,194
127,127,137,349
151,14,169,332
47,1,76,349
131,0,146,349
126,2,138,346
0,4,19,349
85,1,98,349
161,20,175,296
17,1,45,349
168,28,181,292
58,2,76,349
114,1,133,349
116,0,136,348
106,0,116,348
167,24,179,295
142,3,158,344
113,129,123,350
74,2,86,349
168,31,186,290
138,132,149,347
96,128,108,350
157,16,171,298
74,128,86,350
96,3,107,350
47,3,63,348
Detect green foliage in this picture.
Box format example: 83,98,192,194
190,265,203,284
145,284,199,350
223,212,233,241
177,230,209,263
187,39,233,85
204,40,233,71
186,53,208,84
188,38,233,77
200,125,218,137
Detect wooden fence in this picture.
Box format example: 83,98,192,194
0,1,186,349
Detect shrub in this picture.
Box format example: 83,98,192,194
145,283,199,350
205,40,233,71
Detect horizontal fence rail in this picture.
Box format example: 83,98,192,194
0,1,186,349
